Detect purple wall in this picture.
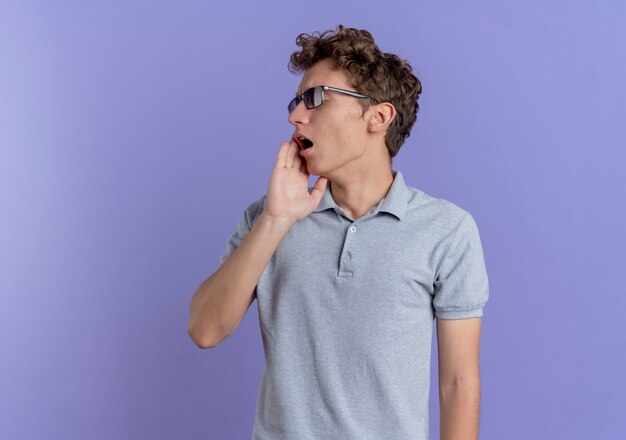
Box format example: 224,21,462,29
1,1,624,439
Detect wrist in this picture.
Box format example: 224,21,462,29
257,211,296,231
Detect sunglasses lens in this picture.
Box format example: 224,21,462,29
304,87,324,109
288,87,324,113
303,88,315,108
288,97,299,113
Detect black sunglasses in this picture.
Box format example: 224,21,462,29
288,85,373,114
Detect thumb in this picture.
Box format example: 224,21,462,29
310,176,328,203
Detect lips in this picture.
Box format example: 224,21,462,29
294,134,314,149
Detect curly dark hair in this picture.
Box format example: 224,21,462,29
288,24,422,159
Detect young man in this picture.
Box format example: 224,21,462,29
188,25,489,440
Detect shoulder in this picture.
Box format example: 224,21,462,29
242,193,268,227
404,183,476,232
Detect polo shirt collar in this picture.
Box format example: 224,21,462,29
313,168,410,221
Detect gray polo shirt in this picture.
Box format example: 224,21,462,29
219,169,489,440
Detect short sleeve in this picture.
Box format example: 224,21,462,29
433,213,490,320
219,195,267,266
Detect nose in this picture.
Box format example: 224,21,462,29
288,99,310,126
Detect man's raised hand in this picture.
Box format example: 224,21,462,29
263,138,328,225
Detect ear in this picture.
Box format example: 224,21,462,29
366,102,397,134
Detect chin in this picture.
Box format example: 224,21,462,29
306,164,321,176
305,160,329,177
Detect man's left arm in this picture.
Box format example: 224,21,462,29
437,316,483,440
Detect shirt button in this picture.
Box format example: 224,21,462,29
350,226,357,233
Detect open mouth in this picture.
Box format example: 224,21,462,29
295,136,314,149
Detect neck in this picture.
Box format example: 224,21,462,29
329,166,395,221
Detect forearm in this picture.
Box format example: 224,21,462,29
188,212,293,347
439,376,481,440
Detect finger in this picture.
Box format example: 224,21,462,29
292,144,302,169
299,156,308,175
274,141,290,168
286,139,297,168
